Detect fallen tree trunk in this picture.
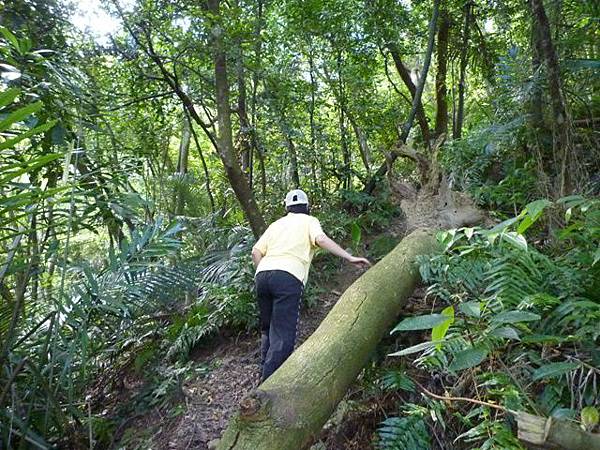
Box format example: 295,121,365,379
517,411,600,449
216,229,441,450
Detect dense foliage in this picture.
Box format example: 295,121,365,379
0,0,598,448
383,197,599,448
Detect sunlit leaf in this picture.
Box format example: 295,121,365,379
391,314,453,333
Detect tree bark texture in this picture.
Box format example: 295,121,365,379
530,0,572,195
208,0,266,237
529,6,545,132
454,0,472,139
285,132,301,188
189,114,216,212
388,44,432,145
434,8,450,139
175,112,191,216
216,229,441,450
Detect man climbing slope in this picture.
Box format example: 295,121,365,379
251,189,370,381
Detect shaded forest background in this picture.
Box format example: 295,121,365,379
0,0,598,448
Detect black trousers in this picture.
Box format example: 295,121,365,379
255,270,303,381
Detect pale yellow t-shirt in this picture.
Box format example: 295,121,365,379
253,213,324,284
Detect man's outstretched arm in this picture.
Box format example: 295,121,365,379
315,234,371,267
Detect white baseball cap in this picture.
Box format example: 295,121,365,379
284,189,309,207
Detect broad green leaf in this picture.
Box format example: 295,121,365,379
521,334,568,344
525,199,551,218
489,215,522,233
391,314,453,333
449,347,488,371
388,340,443,356
0,26,20,52
489,326,520,340
581,406,599,429
557,195,587,209
564,207,572,223
501,232,528,251
517,199,551,234
532,362,579,381
593,247,600,266
459,301,481,318
431,306,454,345
492,310,540,325
0,63,21,81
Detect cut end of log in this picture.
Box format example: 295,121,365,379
517,410,600,449
239,390,270,420
517,411,548,445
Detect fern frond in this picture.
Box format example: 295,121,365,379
376,415,431,450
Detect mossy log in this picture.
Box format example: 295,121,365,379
216,229,441,450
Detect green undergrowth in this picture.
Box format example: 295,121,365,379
369,195,600,449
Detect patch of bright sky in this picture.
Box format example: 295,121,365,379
484,19,496,33
70,0,134,45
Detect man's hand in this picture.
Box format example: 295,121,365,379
347,255,371,267
316,234,371,268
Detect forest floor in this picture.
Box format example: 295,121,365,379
115,258,375,449
115,192,473,449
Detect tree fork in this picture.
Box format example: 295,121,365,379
216,229,441,450
364,0,440,195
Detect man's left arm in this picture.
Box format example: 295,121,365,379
251,247,264,268
252,228,269,268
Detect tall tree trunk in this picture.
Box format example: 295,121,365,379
434,8,450,138
234,3,253,181
530,0,572,195
308,49,318,165
208,0,266,237
365,0,440,194
529,7,545,132
347,113,371,173
250,0,266,198
216,230,441,450
175,113,191,216
237,58,252,178
388,44,432,145
282,124,300,188
337,53,351,190
189,116,216,212
454,1,472,139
